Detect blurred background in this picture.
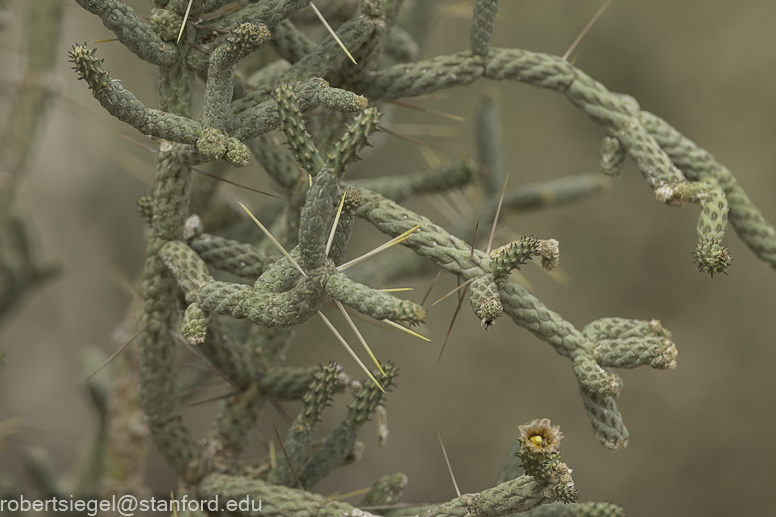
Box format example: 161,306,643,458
1,1,775,516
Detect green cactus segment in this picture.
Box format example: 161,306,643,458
254,249,304,293
189,233,272,280
270,20,316,64
423,476,557,517
654,179,731,275
298,362,342,428
357,51,485,100
160,240,214,303
247,133,304,192
383,26,420,62
354,46,776,268
257,365,319,400
582,317,672,341
593,336,678,370
355,187,491,281
564,72,683,188
137,195,153,224
641,110,776,269
323,272,427,325
521,502,624,517
69,46,203,144
285,13,381,83
599,136,625,178
470,274,503,329
694,181,731,276
273,84,326,175
149,8,182,42
225,138,252,167
360,472,409,507
197,277,325,328
299,170,340,270
207,382,263,470
355,189,623,393
229,79,368,141
269,363,342,486
694,179,729,238
475,174,609,221
578,387,629,450
74,0,176,66
470,0,500,56
572,355,621,397
328,108,380,176
199,473,363,517
489,236,540,286
203,23,271,131
197,317,255,387
355,160,479,202
476,93,505,195
181,302,210,344
209,0,313,32
138,156,203,480
299,363,396,488
498,282,585,359
246,59,293,92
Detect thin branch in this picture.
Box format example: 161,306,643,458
486,172,510,254
273,424,305,491
438,432,461,497
86,323,148,381
562,0,614,61
310,2,357,64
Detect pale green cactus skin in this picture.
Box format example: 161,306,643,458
50,0,776,514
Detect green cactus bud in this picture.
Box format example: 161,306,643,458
360,472,408,507
137,195,153,225
599,136,625,178
225,138,251,167
490,236,540,286
470,274,502,329
196,127,228,161
150,8,182,41
181,302,210,344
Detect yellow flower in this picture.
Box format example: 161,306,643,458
518,418,563,455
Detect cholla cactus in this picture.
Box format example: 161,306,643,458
2,0,774,515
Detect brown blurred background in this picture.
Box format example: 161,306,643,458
1,1,775,516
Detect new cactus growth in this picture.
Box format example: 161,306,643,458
2,0,775,515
